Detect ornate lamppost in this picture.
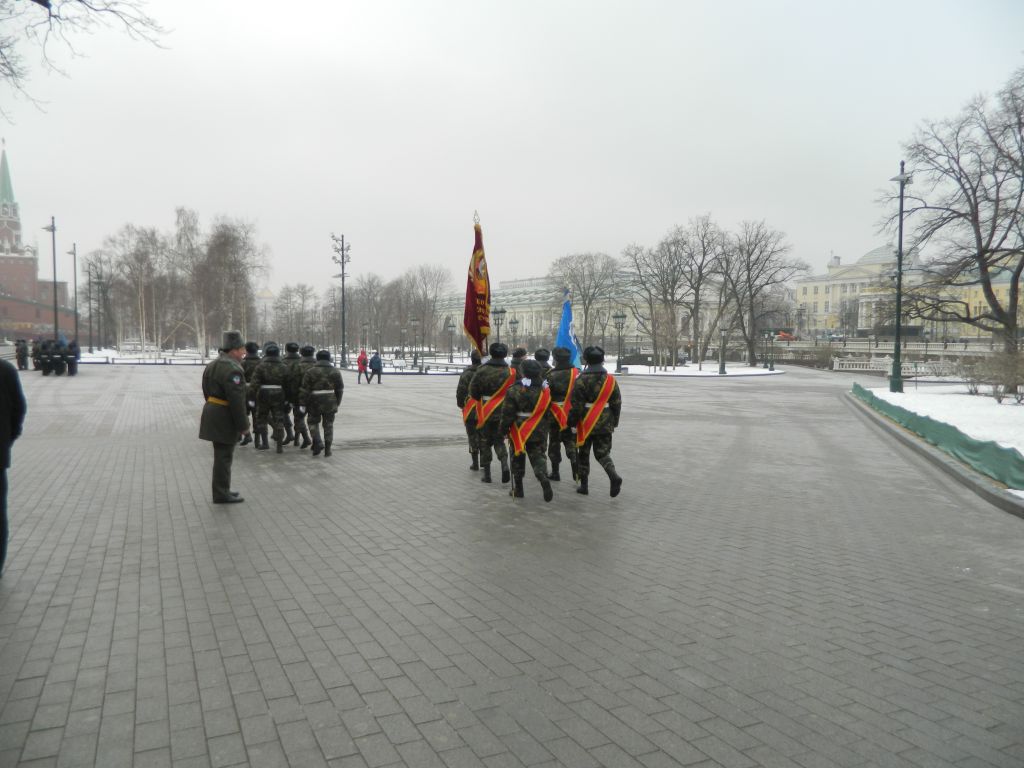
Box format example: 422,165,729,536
67,242,78,343
612,311,626,372
410,316,420,370
718,326,728,375
492,307,506,344
330,233,351,366
763,331,771,369
890,160,912,393
508,316,519,347
43,217,58,339
445,317,455,363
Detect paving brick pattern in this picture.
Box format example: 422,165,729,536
1,364,1022,767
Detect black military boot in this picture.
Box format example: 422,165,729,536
257,429,270,450
576,475,589,495
541,478,553,503
604,462,623,498
513,474,524,498
276,439,284,454
300,427,312,449
570,459,580,482
470,451,479,471
500,458,511,484
284,423,295,445
239,433,251,446
324,443,332,457
547,461,560,482
481,465,492,483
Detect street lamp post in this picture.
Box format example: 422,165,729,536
508,317,519,347
890,160,912,393
67,242,78,343
330,233,351,366
763,332,770,369
361,322,368,351
445,318,456,363
43,217,58,340
769,335,775,371
410,317,420,370
612,311,626,372
493,308,506,344
86,263,94,353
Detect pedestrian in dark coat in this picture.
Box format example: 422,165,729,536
199,331,251,503
15,340,28,371
0,357,26,575
367,351,383,384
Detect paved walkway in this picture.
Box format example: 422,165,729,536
1,364,1022,767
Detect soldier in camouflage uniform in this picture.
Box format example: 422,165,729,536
299,349,344,457
240,341,261,447
469,342,515,484
534,348,551,376
248,343,291,453
509,347,528,378
499,359,554,502
545,346,580,482
568,346,622,497
287,345,316,449
199,331,250,504
455,349,483,471
280,342,304,447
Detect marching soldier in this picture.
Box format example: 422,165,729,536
249,343,290,453
280,342,304,446
199,330,250,504
240,341,261,446
534,348,551,376
455,349,483,470
299,349,344,457
545,346,580,482
499,359,553,502
469,342,516,484
568,346,623,497
287,345,316,448
15,340,28,371
509,347,528,378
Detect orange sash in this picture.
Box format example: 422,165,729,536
462,397,478,423
548,368,578,430
576,374,616,447
509,388,552,455
476,370,517,427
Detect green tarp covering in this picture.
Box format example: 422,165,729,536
852,383,1024,490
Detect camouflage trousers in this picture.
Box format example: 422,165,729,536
476,418,508,468
576,433,615,479
547,424,578,469
306,408,337,447
512,437,549,483
290,403,310,440
463,417,480,454
255,395,289,443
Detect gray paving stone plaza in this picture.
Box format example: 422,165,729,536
1,363,1022,768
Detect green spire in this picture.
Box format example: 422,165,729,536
0,140,14,205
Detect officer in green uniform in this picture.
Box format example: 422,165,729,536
299,349,344,457
568,345,623,497
499,359,554,502
200,331,251,504
469,342,514,484
249,343,290,453
455,349,482,471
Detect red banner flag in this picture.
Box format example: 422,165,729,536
463,220,491,355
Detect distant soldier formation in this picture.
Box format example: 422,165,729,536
19,338,80,376
458,342,623,503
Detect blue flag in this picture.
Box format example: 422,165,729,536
555,288,582,368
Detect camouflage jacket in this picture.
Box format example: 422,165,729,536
281,352,303,401
469,359,513,401
288,355,316,400
498,382,550,445
242,353,262,382
249,358,289,402
568,365,621,435
300,360,344,413
455,363,480,409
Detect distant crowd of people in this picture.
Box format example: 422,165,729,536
15,338,81,376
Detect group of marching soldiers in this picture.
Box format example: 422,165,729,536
456,342,623,502
16,338,81,376
240,340,344,457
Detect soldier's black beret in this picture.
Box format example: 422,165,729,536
552,346,572,363
285,341,299,353
522,359,542,380
244,340,260,354
315,349,331,361
583,345,605,364
470,349,482,364
489,342,508,358
534,348,550,362
264,343,280,357
300,345,315,356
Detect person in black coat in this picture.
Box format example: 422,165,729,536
0,357,27,575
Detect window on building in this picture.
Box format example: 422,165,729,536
802,287,807,296
814,286,819,295
813,302,818,313
825,286,830,294
824,301,830,313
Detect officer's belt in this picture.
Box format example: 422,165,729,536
312,389,335,395
516,412,533,419
482,395,495,402
207,396,229,406
584,402,610,409
259,384,283,389
553,400,565,408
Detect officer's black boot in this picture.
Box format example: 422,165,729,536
602,460,622,498
541,478,553,503
324,442,332,457
310,425,323,456
547,460,560,482
481,465,492,483
570,458,580,482
500,458,510,484
511,474,524,498
284,423,294,445
470,451,479,471
299,425,312,449
257,428,270,450
576,475,589,495
239,433,251,446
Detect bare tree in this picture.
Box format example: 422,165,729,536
548,252,618,344
720,221,808,365
1,0,163,112
895,66,1024,354
405,264,452,351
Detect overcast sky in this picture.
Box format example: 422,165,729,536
4,0,1023,293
